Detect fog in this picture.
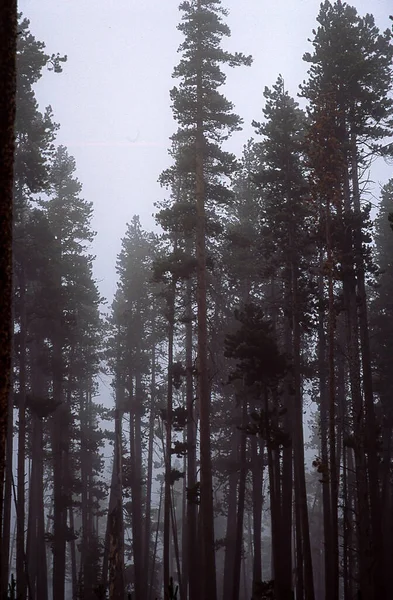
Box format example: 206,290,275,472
19,0,392,302
2,1,393,599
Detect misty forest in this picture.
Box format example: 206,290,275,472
2,1,393,599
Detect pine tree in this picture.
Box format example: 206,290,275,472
168,3,252,596
302,4,393,596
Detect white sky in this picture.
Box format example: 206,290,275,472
18,0,393,304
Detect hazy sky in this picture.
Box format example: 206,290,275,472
19,0,393,304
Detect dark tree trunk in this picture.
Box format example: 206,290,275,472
291,259,314,600
0,387,13,598
16,268,27,600
350,135,384,598
232,397,248,600
144,330,157,597
186,277,199,600
108,408,125,600
251,435,263,588
195,3,217,596
164,286,175,598
130,368,145,600
0,3,17,561
222,415,239,600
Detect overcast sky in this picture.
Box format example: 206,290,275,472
19,0,393,304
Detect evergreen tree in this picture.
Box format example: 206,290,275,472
168,3,252,597
302,4,393,597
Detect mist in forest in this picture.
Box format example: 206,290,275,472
1,1,393,600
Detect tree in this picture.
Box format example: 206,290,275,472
302,3,393,596
169,3,252,596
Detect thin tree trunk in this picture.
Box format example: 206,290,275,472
326,199,339,600
222,415,239,600
251,435,263,589
0,388,13,598
144,327,157,597
232,397,247,600
164,285,175,598
185,277,199,600
108,407,125,600
131,367,145,600
291,258,314,600
150,483,163,600
69,505,78,600
16,268,27,600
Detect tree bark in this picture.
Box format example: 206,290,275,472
185,277,199,600
232,397,247,600
16,268,27,600
108,407,125,600
164,286,175,598
144,327,157,597
0,3,17,558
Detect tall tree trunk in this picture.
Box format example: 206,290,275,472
149,482,163,600
0,387,13,598
108,407,125,600
291,258,314,600
326,199,339,600
281,320,293,600
251,435,263,589
340,171,371,598
185,277,199,600
294,489,304,600
0,3,17,559
144,329,157,597
16,268,27,600
222,416,239,600
164,286,175,598
232,397,247,600
131,367,145,600
69,505,78,600
350,134,384,598
195,2,217,597
26,340,48,600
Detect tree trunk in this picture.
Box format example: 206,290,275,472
350,133,384,597
130,368,145,600
0,2,17,557
16,268,27,600
108,407,125,600
0,386,13,598
222,416,239,600
195,2,217,597
164,286,175,598
232,397,247,600
185,277,199,600
144,328,157,597
291,258,314,600
69,505,78,600
251,435,263,588
326,199,339,600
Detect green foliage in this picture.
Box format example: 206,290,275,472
169,0,252,206
301,0,393,151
